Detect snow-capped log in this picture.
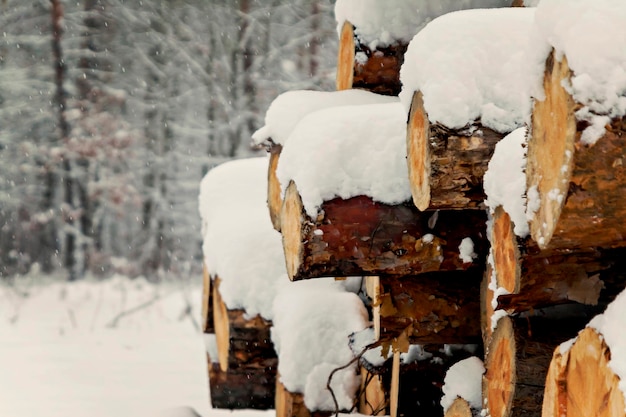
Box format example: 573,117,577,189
526,50,626,251
444,398,473,417
252,91,398,231
281,181,488,280
376,272,483,346
400,8,536,211
489,206,626,315
542,328,624,417
275,378,332,417
212,278,276,373
406,91,505,211
208,359,276,410
334,0,513,96
201,262,213,333
542,286,626,417
482,307,598,417
336,20,407,95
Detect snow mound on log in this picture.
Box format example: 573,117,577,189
252,90,397,146
277,102,410,218
271,279,369,411
199,157,289,320
531,0,626,145
483,127,529,237
440,356,485,412
400,8,537,133
588,288,626,400
334,0,511,49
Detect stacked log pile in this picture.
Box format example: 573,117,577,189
200,1,626,417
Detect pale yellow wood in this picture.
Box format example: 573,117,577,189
390,351,401,417
366,276,381,340
212,277,230,372
201,262,211,332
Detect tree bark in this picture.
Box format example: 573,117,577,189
268,144,283,231
483,308,597,417
406,91,505,211
208,355,276,410
542,327,625,417
490,206,626,314
281,181,488,280
336,21,406,96
527,49,626,250
377,272,482,346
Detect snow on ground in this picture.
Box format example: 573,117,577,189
0,273,270,417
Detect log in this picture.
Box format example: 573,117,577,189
444,398,474,417
359,366,387,416
201,262,213,333
268,144,283,231
482,308,598,417
406,91,505,211
212,277,277,372
207,355,276,410
281,181,488,280
275,377,332,417
336,21,407,96
378,272,483,346
480,262,496,346
527,50,626,250
542,327,625,417
490,206,626,314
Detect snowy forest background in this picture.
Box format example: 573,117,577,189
0,0,338,281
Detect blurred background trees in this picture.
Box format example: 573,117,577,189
0,0,338,280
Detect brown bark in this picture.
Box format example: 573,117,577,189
407,91,505,211
281,181,488,280
527,49,626,250
542,327,625,417
378,272,483,346
490,206,626,313
208,355,276,410
483,308,596,417
445,398,474,417
336,21,406,96
212,278,276,372
268,144,283,231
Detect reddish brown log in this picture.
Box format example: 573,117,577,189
527,50,626,250
208,355,276,410
483,307,598,417
336,21,406,96
268,144,283,231
406,90,505,211
281,181,488,280
490,206,626,314
542,327,625,417
378,272,483,346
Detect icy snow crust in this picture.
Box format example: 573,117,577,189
400,8,537,133
199,157,289,320
251,89,397,146
271,279,368,411
588,289,626,403
334,0,511,49
277,102,411,218
532,0,626,145
440,356,485,412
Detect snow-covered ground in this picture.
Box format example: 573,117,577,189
0,273,272,417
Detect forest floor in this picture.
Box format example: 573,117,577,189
0,272,274,417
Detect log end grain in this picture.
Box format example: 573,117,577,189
483,316,515,417
527,51,577,249
268,144,284,232
213,277,230,372
491,207,521,294
407,91,431,211
336,21,355,91
445,397,474,417
202,263,213,333
282,181,305,281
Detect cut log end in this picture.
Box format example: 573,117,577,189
268,145,283,232
480,264,496,346
213,277,230,372
543,327,625,417
483,316,515,417
527,51,576,249
282,181,305,281
491,207,520,294
407,91,431,211
336,21,355,91
445,398,473,417
201,262,212,333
